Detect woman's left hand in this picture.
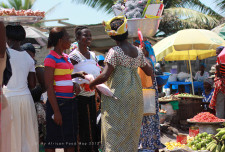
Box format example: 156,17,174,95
73,83,81,95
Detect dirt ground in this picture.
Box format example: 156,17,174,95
55,129,188,152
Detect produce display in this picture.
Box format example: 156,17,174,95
175,93,203,99
159,95,180,101
159,108,167,114
165,141,186,150
187,132,214,151
0,8,45,17
187,128,225,152
189,112,224,123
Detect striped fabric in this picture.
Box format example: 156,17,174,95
44,50,74,98
220,64,225,77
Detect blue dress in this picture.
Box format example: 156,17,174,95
138,80,165,151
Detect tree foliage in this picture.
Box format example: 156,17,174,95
73,0,224,36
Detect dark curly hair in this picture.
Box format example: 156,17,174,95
110,19,128,42
74,26,89,40
6,25,26,41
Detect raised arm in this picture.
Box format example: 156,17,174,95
0,22,6,58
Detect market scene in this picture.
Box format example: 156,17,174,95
1,0,225,152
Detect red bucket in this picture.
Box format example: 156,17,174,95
189,126,199,137
177,134,187,144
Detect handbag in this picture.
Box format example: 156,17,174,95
142,89,156,116
138,67,153,88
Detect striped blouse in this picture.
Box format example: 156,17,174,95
44,50,74,99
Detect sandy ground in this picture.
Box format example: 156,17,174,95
55,131,187,152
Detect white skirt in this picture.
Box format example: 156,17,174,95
7,94,39,152
1,95,11,152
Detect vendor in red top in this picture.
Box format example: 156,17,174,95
44,27,82,152
209,46,225,119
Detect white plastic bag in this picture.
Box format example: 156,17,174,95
177,72,191,81
168,74,177,82
161,104,175,115
142,89,156,116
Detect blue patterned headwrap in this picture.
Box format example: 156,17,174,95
200,62,206,68
135,40,156,69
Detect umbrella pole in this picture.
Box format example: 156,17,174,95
188,50,195,94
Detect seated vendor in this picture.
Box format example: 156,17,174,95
194,63,209,82
202,78,215,113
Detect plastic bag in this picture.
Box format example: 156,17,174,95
177,72,191,82
168,74,177,82
161,104,175,115
142,89,156,116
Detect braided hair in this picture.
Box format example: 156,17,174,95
110,19,128,42
74,26,88,40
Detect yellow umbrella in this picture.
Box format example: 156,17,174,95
153,29,225,94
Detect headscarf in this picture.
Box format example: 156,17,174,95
200,62,206,68
70,41,90,52
103,16,128,36
204,78,214,86
96,55,105,61
21,43,36,54
135,40,156,69
70,42,78,52
216,46,224,52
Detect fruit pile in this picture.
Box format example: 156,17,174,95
190,112,224,122
159,108,166,114
0,8,45,17
187,132,213,151
176,93,202,98
159,95,180,101
165,141,186,150
187,128,225,152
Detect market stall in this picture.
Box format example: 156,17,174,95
164,113,225,151
175,94,204,124
165,81,204,94
159,94,205,126
153,28,225,94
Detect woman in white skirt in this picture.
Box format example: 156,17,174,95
3,25,39,152
0,21,11,152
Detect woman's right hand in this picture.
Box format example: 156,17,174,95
54,111,62,126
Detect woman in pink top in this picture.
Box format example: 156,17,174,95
44,27,85,152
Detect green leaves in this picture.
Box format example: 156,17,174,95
72,0,114,14
165,7,219,28
0,0,36,10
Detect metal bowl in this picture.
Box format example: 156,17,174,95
0,16,43,24
127,18,161,38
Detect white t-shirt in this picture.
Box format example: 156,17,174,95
3,48,35,97
69,49,101,97
194,71,209,82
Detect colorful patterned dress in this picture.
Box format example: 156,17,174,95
138,80,165,151
101,46,146,152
